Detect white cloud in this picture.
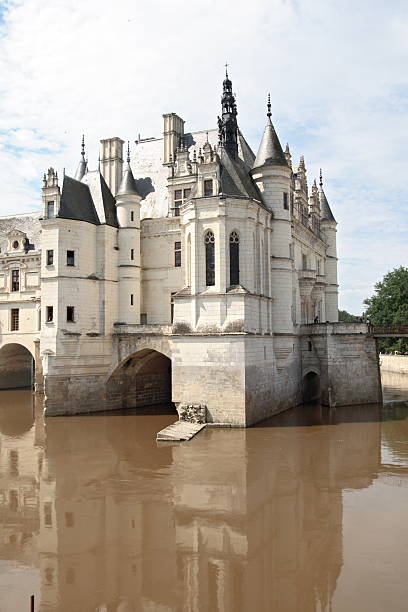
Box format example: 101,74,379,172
0,0,407,313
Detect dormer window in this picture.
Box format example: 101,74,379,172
12,241,19,250
47,201,55,219
173,188,191,217
204,179,213,197
11,270,19,292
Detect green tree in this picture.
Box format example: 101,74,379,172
338,309,357,322
364,266,408,353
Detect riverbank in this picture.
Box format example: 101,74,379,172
380,354,408,374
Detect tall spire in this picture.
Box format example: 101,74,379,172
252,95,288,169
117,142,140,197
74,134,88,181
218,67,238,158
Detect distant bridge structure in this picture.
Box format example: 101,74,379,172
370,325,408,338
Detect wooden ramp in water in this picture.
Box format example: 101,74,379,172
156,420,206,442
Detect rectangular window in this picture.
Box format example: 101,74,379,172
140,313,147,324
66,306,75,322
44,502,52,527
66,250,75,266
130,294,134,306
204,179,213,196
47,201,55,219
11,269,19,292
130,249,134,260
130,211,134,222
174,189,183,217
46,306,53,322
174,241,181,267
46,250,54,266
11,308,19,331
183,188,191,199
283,192,289,210
302,254,308,270
317,259,321,275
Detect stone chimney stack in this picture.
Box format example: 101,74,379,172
99,137,124,196
163,113,184,165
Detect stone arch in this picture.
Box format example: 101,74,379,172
106,347,175,414
303,370,320,403
0,343,35,390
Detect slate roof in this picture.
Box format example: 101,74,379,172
59,176,100,225
82,171,118,227
319,186,336,223
253,117,288,169
219,148,262,201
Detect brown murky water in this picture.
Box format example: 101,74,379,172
0,372,408,611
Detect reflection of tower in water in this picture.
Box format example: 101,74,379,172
2,401,383,611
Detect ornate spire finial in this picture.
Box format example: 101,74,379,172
319,168,323,187
81,134,85,158
127,141,130,164
267,93,272,119
225,61,229,78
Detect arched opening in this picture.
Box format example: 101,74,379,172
107,349,175,414
204,230,215,287
229,231,240,286
0,344,34,390
303,371,320,403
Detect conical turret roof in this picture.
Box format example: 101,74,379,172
319,170,336,222
253,96,288,170
116,143,141,197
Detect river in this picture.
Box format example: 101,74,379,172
0,371,407,611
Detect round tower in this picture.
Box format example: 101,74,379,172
251,96,293,334
116,144,142,324
319,170,338,322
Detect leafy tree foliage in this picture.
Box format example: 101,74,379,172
364,266,408,353
338,309,357,322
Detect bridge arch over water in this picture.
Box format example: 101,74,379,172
0,342,35,390
106,347,175,414
302,370,321,403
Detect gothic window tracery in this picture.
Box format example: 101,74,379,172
229,231,240,286
204,230,215,286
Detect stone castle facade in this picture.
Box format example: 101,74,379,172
0,74,382,424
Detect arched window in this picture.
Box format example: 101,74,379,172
229,231,240,286
204,230,215,286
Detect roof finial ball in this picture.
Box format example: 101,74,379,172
267,93,272,119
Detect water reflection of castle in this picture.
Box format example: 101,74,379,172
1,390,406,611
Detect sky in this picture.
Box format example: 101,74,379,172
0,0,407,314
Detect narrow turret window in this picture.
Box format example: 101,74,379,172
130,294,134,306
46,306,53,322
130,249,134,261
283,192,289,210
130,211,134,222
174,242,181,267
66,307,75,322
11,308,19,331
46,250,54,266
229,231,240,286
67,251,75,266
204,230,215,286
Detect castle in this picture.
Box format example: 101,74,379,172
0,73,382,424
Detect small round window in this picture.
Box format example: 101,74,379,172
12,241,19,249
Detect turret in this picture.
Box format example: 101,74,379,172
74,135,88,181
319,169,338,321
218,68,239,158
116,143,142,324
251,95,293,333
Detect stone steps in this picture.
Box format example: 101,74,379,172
156,420,206,442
